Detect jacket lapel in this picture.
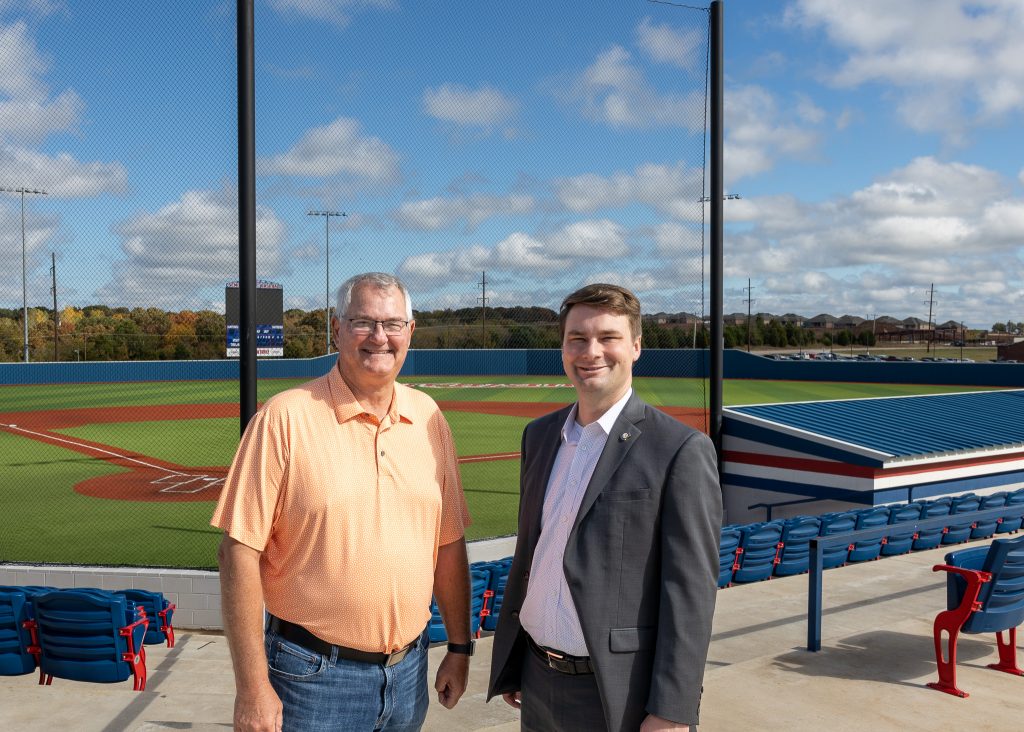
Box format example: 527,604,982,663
570,394,647,536
521,406,570,554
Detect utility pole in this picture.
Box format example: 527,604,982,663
742,278,755,352
307,209,346,354
2,186,48,362
50,253,58,361
923,283,936,353
478,271,488,347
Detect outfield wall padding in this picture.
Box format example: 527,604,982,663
1,349,1021,386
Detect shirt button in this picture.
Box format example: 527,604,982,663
380,450,385,457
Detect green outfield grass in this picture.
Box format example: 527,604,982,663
0,375,1008,567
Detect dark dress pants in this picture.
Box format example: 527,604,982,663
520,643,607,732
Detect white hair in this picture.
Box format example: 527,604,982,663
335,272,413,321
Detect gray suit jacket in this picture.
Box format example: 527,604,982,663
487,393,722,731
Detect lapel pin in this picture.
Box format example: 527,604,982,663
620,432,631,441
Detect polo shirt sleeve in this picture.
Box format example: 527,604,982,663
210,401,289,551
437,412,471,545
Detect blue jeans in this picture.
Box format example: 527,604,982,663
265,627,429,732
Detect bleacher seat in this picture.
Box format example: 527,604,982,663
996,488,1024,534
32,589,149,690
116,589,175,647
943,494,981,545
0,587,36,676
972,493,1008,540
479,558,512,631
732,521,783,583
883,502,923,555
927,535,1024,698
774,516,821,576
717,525,742,587
912,498,952,551
818,512,857,569
848,506,891,562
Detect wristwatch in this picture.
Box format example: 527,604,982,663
447,640,475,656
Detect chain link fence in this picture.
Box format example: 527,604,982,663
0,0,710,568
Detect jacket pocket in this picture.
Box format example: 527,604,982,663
609,626,655,653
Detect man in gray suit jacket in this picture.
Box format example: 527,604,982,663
487,284,722,732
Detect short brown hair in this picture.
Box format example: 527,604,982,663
559,283,642,339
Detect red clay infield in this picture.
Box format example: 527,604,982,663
1,398,706,503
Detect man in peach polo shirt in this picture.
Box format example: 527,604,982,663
212,272,472,732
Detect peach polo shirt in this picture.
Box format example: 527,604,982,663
211,363,470,652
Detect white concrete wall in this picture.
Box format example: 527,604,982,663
0,536,517,631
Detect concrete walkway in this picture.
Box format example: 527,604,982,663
2,536,1021,730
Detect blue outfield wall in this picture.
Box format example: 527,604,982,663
0,349,1022,386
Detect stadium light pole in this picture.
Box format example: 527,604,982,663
308,209,346,354
2,186,48,362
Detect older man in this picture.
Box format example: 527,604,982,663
213,272,472,732
488,283,722,732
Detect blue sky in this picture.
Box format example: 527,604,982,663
1,0,1022,328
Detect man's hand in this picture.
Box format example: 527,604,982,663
434,651,470,709
233,683,283,732
639,713,689,731
501,691,522,709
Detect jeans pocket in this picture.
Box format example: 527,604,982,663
266,633,327,680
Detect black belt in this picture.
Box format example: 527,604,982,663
267,615,416,667
527,634,594,675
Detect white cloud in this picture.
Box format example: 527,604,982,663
634,16,704,70
258,117,400,183
784,0,1024,138
555,161,704,218
422,84,518,128
97,188,287,309
394,193,535,232
398,219,632,286
267,0,395,28
0,21,82,143
0,200,58,304
726,85,822,183
0,144,127,197
565,45,706,130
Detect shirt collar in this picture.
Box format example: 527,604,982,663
561,388,633,442
327,362,411,425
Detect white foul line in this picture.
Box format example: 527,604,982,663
1,423,187,476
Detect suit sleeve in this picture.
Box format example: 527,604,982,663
646,430,723,725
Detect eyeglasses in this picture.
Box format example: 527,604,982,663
346,318,410,335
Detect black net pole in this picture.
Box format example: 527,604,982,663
237,0,257,435
709,0,724,468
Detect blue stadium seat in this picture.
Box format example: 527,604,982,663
115,589,176,647
996,488,1024,534
972,493,1008,540
927,534,1024,697
774,516,821,576
469,568,489,637
717,525,742,587
0,587,36,676
32,589,149,690
943,494,981,545
848,506,891,562
883,502,923,555
818,512,857,569
732,521,783,583
479,558,512,631
912,498,952,551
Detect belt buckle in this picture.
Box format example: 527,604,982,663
543,648,566,672
383,640,413,667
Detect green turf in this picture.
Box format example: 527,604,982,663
56,418,240,468
458,460,520,540
443,411,532,457
0,430,220,568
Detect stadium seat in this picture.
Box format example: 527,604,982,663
996,488,1024,534
32,589,149,690
848,506,891,562
773,516,821,576
972,493,1008,540
0,587,36,676
469,568,489,637
732,521,783,583
912,498,952,551
943,494,981,545
927,535,1024,698
116,589,176,647
818,512,857,569
717,525,743,587
478,558,512,631
883,502,923,556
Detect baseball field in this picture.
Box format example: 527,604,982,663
0,375,994,569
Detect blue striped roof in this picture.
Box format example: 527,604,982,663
725,389,1024,460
